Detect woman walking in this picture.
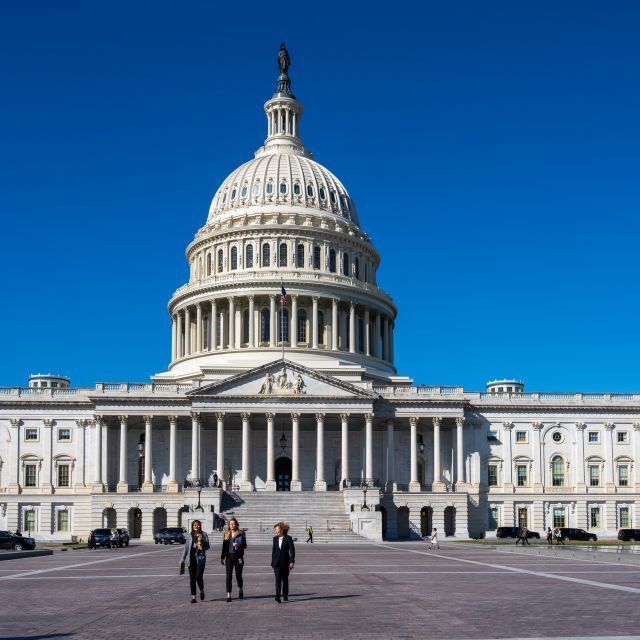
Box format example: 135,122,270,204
220,517,247,603
180,519,210,603
546,527,553,545
271,521,295,603
428,527,440,550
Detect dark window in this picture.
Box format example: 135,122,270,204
296,244,305,268
261,309,270,343
266,181,273,195
293,183,301,195
329,249,336,273
306,184,314,197
217,249,223,273
313,246,321,269
354,257,360,280
279,243,288,267
262,243,270,267
297,310,307,343
279,182,287,194
343,253,350,276
246,245,254,268
230,246,238,270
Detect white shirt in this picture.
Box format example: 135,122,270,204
278,535,283,548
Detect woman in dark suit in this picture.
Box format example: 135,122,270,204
271,521,295,603
180,519,210,603
220,517,247,602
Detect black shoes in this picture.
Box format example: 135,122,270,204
226,596,232,603
275,596,281,603
191,598,196,604
283,596,289,602
200,591,205,601
239,589,244,599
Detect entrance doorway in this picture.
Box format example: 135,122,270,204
275,457,292,491
128,508,142,538
420,506,433,536
153,508,167,534
518,507,529,529
397,506,410,538
444,506,456,536
102,507,117,528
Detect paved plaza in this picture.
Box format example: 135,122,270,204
2,541,640,639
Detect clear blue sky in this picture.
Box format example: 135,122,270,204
1,1,639,391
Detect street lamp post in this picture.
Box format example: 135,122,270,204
360,479,370,512
194,479,204,512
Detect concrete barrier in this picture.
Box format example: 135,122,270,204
0,549,54,561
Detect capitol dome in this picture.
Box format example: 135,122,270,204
159,45,398,383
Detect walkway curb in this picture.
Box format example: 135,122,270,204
0,549,54,561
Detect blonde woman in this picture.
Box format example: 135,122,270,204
220,517,247,602
271,522,295,603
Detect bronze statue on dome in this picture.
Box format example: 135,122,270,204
278,42,291,74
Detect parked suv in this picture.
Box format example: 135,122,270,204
495,526,540,539
0,530,36,551
92,528,115,548
116,528,130,547
154,527,187,545
558,527,597,542
618,528,640,542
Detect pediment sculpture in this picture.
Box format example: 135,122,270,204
258,367,306,395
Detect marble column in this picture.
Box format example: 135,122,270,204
312,297,319,349
314,413,326,491
364,308,370,356
633,422,640,490
341,413,349,488
167,416,179,492
574,422,586,490
210,300,217,351
177,311,183,358
386,419,395,490
117,415,128,492
196,303,203,352
142,415,154,492
409,417,420,492
184,307,191,356
432,417,445,491
74,419,87,488
8,419,20,491
191,412,200,482
604,422,615,490
41,419,53,492
349,302,356,353
365,414,373,481
389,321,394,364
171,315,177,361
240,413,252,490
290,413,301,491
502,422,514,490
269,295,276,347
532,421,543,491
92,417,104,492
374,312,381,358
291,296,298,348
216,413,225,488
456,416,465,490
228,297,235,349
331,298,338,351
265,413,276,491
248,296,255,348
383,316,390,361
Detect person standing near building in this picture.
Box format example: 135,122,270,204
427,527,440,550
554,527,565,545
180,519,210,603
306,525,313,543
220,517,247,602
546,527,553,545
516,526,530,545
271,522,295,603
88,530,96,550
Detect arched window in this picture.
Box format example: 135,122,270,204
222,190,227,203
230,246,238,270
279,308,289,344
279,243,288,267
318,311,325,345
241,184,248,198
330,191,337,204
296,244,305,268
242,310,249,345
231,187,237,200
306,184,314,197
313,246,321,270
279,181,287,195
262,243,271,267
253,181,260,195
297,309,307,343
293,183,301,195
552,456,565,486
354,257,360,280
217,249,224,273
343,252,350,277
266,181,274,195
319,187,326,200
364,262,368,282
261,309,270,343
329,249,336,273
246,244,254,268
206,253,212,276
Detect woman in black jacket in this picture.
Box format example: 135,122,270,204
180,519,210,603
220,517,247,602
271,521,295,603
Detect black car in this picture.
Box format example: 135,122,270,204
558,527,597,542
116,528,130,547
495,526,540,539
154,527,186,545
618,528,640,542
92,528,116,548
0,530,36,551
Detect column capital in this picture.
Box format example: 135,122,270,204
118,415,128,425
502,421,514,431
409,416,418,427
248,294,255,301
633,421,640,431
386,418,394,428
291,293,298,300
42,418,54,428
532,421,543,431
265,412,275,420
340,413,350,422
9,418,21,428
312,295,319,303
332,297,339,305
215,412,225,421
241,412,251,421
196,301,202,309
290,412,300,421
364,413,374,423
190,411,200,422
315,413,325,421
269,293,276,300
93,415,105,426
75,419,89,429
143,415,154,426
228,295,235,302
604,421,615,431
432,416,441,428
575,421,587,431
455,416,464,428
350,301,355,309
168,415,179,424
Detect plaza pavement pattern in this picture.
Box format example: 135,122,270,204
2,541,640,640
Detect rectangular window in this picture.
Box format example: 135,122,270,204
553,507,566,528
515,431,527,443
24,464,37,487
516,464,528,487
620,507,630,528
488,506,499,530
590,507,601,528
57,464,70,487
588,431,600,444
24,509,36,533
25,428,39,441
617,431,629,444
618,465,629,487
589,465,600,487
57,510,70,532
488,464,498,487
487,431,498,442
58,428,71,441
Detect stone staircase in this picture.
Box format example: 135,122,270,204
210,491,370,544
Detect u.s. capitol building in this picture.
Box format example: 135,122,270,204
1,47,638,542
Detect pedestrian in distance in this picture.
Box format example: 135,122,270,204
516,526,530,545
271,521,295,603
180,519,210,604
88,530,96,550
546,527,553,545
110,528,119,549
306,525,313,543
213,472,219,488
427,527,440,550
220,517,247,603
554,527,565,545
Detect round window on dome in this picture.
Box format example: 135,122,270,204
552,431,563,443
241,185,248,198
253,182,260,195
319,187,326,200
280,181,287,195
266,182,274,195
293,183,301,196
307,184,314,197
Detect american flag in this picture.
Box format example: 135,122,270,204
280,284,287,304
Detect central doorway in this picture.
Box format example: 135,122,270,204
275,457,292,491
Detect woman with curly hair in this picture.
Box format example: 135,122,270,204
220,517,247,602
180,519,210,603
271,521,295,603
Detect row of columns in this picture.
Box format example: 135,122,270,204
171,296,394,363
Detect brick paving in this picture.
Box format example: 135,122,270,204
2,541,640,639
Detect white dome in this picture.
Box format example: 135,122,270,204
207,153,359,227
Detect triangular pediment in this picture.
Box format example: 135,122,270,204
187,360,377,399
